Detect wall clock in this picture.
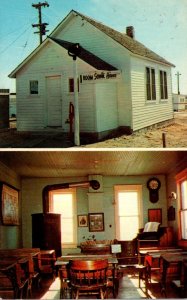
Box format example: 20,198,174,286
147,177,161,203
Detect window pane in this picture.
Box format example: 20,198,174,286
30,80,38,94
146,68,151,100
53,194,73,217
181,181,187,209
69,78,74,92
118,192,138,216
50,190,76,245
164,72,168,99
119,216,139,240
61,218,74,243
181,211,187,239
151,69,156,100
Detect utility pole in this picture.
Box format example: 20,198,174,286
68,44,81,146
175,71,181,95
32,2,49,45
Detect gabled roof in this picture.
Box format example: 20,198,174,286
51,10,175,67
50,38,117,71
9,9,174,78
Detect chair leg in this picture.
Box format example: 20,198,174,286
75,289,79,299
100,287,104,299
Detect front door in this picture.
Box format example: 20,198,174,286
46,75,62,127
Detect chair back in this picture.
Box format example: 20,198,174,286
70,259,108,288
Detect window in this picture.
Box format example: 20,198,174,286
160,71,168,99
180,181,187,239
30,80,38,94
69,78,79,93
114,185,142,240
146,67,156,100
49,188,77,248
176,170,187,241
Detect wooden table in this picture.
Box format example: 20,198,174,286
144,248,184,280
55,254,118,298
161,252,187,295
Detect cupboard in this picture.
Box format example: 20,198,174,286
32,213,62,257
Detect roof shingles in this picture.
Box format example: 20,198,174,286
73,10,175,67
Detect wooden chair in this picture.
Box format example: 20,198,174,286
69,259,108,299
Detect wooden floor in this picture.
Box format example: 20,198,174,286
30,271,181,299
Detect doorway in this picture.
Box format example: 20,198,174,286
46,75,62,127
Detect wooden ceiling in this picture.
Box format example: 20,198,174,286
0,150,186,178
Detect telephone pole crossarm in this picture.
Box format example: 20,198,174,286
32,2,49,44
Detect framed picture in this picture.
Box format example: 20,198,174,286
88,213,104,232
148,208,162,224
78,215,88,227
0,182,19,225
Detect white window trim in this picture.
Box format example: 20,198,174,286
29,80,39,95
176,169,187,242
49,188,77,248
159,70,168,101
114,185,143,240
145,67,157,102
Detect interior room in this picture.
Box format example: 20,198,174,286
0,150,187,299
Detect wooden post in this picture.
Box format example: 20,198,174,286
73,59,80,146
162,133,166,148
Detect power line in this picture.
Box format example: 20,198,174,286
0,26,31,55
32,1,49,45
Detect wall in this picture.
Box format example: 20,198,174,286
166,155,187,243
131,56,174,131
0,94,9,128
54,14,132,128
16,42,98,132
21,174,167,252
0,162,22,249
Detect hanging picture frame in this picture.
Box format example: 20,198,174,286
78,215,88,227
148,208,162,224
0,182,19,225
88,213,104,232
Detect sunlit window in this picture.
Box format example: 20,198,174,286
180,180,187,240
49,189,77,248
115,185,142,240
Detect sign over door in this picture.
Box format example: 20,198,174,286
46,76,62,127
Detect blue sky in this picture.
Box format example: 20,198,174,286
0,0,187,94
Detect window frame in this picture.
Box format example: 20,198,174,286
29,80,39,95
49,188,77,248
114,185,143,240
160,70,168,100
146,67,156,101
69,78,80,93
176,169,187,246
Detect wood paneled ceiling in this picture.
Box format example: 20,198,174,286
0,150,186,178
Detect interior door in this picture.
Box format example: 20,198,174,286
46,75,62,127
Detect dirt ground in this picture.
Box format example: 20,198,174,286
84,112,187,148
1,112,187,148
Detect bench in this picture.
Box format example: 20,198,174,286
0,248,56,298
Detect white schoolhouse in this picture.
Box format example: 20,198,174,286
9,10,175,140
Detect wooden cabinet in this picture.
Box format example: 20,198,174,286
32,213,62,257
159,226,174,246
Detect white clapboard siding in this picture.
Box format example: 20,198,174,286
95,82,118,132
16,41,98,131
13,11,174,134
130,56,173,131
